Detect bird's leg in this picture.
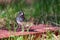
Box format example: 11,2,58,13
16,24,22,32
21,25,25,32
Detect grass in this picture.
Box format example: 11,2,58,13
0,0,60,29
0,0,60,40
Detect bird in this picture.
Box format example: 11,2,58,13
16,10,34,31
16,10,25,31
16,10,25,26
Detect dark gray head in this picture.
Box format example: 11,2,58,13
18,11,24,17
16,10,25,23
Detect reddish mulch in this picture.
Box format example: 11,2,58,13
0,30,11,38
0,24,60,39
0,30,38,39
30,24,59,32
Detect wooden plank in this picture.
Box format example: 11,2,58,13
0,24,60,39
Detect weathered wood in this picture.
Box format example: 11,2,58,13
0,24,60,39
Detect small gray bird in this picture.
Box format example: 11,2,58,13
16,10,34,31
16,11,25,25
16,10,25,31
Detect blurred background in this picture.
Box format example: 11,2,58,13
0,0,60,29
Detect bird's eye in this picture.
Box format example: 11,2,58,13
20,13,23,15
